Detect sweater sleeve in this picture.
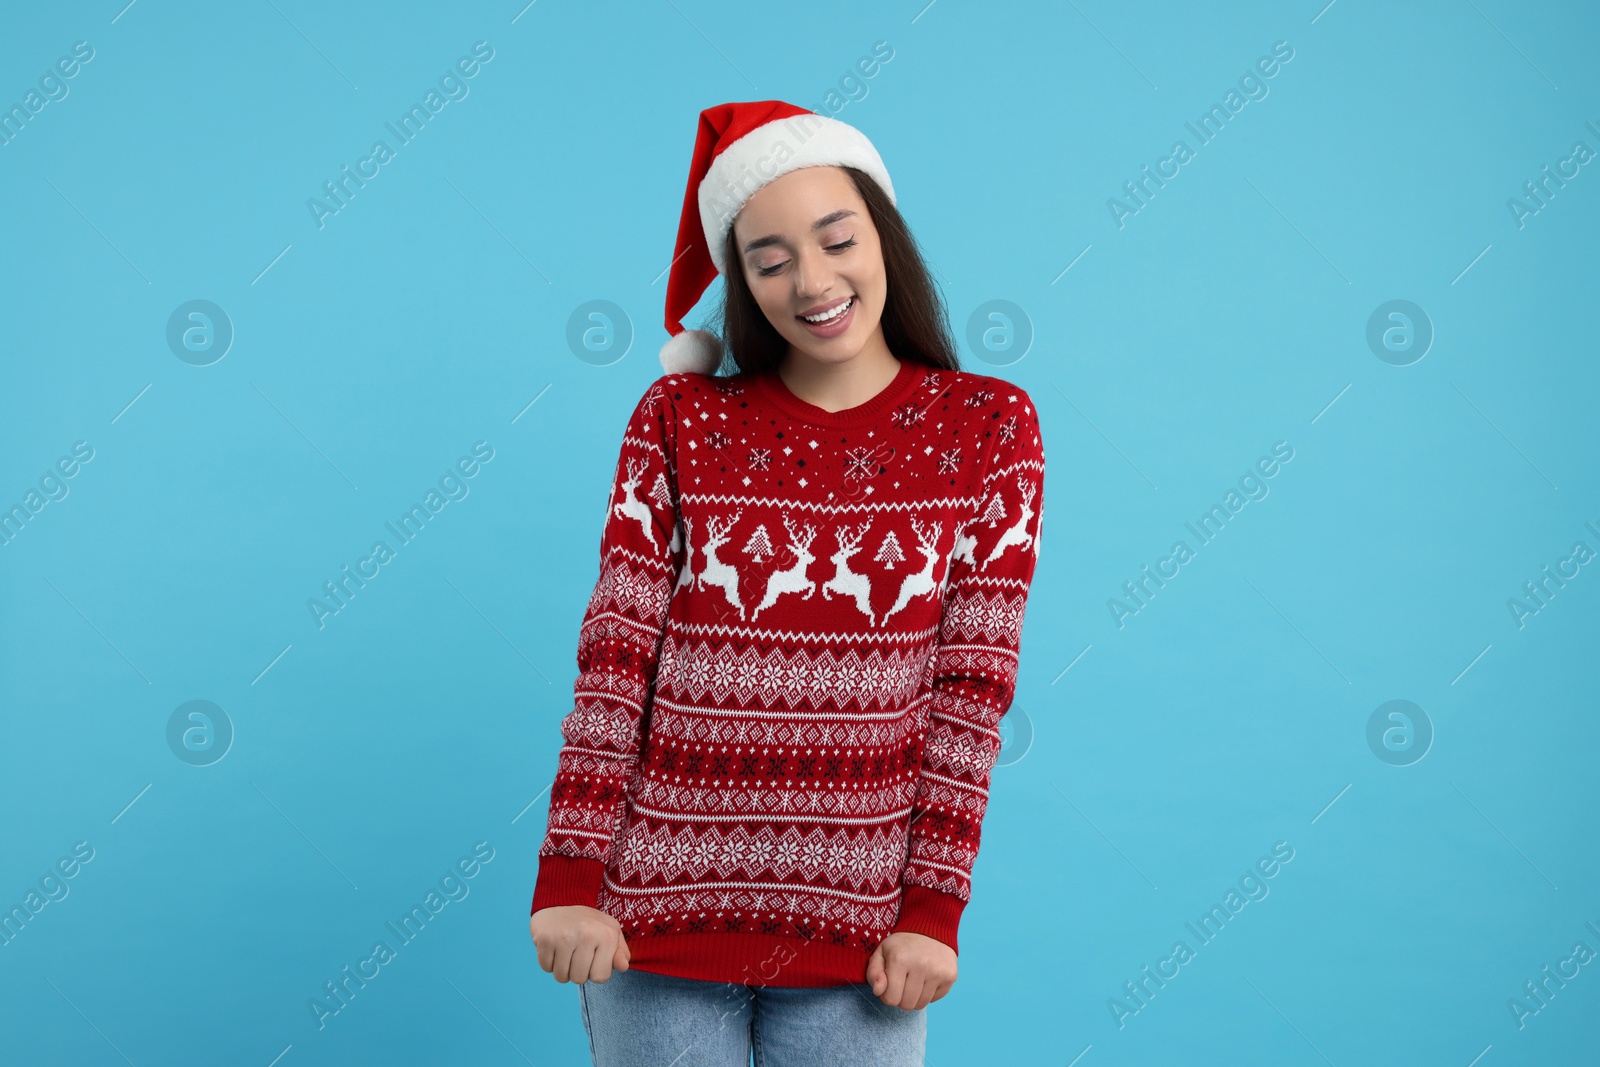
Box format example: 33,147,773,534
891,387,1044,953
531,377,684,915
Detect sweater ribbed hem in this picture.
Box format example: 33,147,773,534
533,861,968,976
889,884,966,954
623,931,873,987
530,854,605,914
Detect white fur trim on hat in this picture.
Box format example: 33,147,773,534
697,113,896,275
659,328,724,374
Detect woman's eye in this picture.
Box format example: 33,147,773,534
754,237,854,277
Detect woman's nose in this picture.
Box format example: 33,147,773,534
791,248,834,298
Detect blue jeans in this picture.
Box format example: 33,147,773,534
578,966,927,1066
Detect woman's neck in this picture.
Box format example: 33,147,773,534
777,335,900,414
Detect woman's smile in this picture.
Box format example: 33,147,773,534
797,295,856,338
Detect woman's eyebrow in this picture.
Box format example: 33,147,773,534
741,209,858,255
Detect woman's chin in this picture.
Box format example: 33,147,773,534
785,324,870,364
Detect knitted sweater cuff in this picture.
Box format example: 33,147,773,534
891,884,967,954
530,854,606,915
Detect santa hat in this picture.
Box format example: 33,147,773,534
659,100,897,374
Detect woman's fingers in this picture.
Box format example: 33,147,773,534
587,943,614,984
611,930,631,974
877,956,907,1007
864,945,886,993
569,939,600,984
551,942,574,984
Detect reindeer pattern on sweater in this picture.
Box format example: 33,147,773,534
531,358,1045,985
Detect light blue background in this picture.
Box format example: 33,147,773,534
3,1,1597,1064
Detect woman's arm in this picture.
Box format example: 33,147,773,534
891,386,1045,953
531,377,683,915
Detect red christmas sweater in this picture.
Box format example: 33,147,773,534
530,357,1045,987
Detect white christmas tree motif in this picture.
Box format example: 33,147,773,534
751,514,818,620
875,530,904,570
980,474,1037,570
694,509,746,620
650,472,672,512
611,457,656,546
821,520,877,625
980,491,1006,526
881,517,944,626
743,524,774,563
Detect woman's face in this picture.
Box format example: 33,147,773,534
732,166,888,367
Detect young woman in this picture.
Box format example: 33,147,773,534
529,101,1045,1066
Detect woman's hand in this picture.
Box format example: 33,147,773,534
530,905,630,984
865,931,957,1010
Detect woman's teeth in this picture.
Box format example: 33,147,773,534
802,297,852,323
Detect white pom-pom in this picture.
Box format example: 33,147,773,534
659,328,723,374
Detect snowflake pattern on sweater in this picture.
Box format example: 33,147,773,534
531,357,1045,986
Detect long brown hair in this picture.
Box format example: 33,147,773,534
711,166,961,377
